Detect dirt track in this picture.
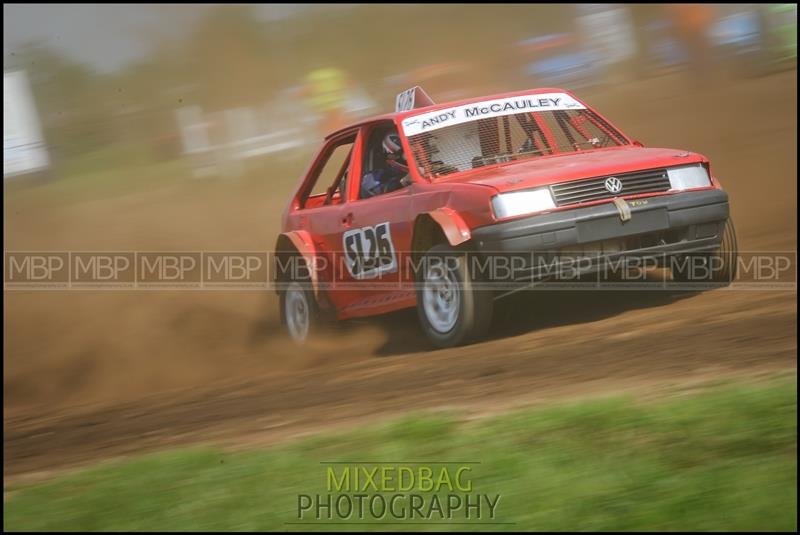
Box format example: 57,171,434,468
4,70,797,480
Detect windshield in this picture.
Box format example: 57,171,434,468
401,93,628,179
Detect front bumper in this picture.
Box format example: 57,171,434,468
471,189,730,287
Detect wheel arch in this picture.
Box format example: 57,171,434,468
273,230,321,299
411,208,472,263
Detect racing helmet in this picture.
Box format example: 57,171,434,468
382,132,408,173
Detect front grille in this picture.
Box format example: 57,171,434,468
550,168,671,206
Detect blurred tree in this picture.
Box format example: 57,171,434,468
182,4,275,111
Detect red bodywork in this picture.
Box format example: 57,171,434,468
278,88,722,319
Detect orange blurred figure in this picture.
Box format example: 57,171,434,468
664,3,718,84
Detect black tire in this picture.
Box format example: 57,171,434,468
671,217,738,285
415,243,494,348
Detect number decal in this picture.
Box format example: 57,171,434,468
343,222,397,279
395,88,416,113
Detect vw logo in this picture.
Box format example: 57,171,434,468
604,176,623,194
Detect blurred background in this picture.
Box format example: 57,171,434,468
4,4,797,183
3,3,798,497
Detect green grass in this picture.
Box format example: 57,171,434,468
4,377,797,531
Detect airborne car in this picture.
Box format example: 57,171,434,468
275,87,737,348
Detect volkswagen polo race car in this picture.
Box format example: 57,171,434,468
274,87,737,348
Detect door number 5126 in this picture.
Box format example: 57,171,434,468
342,222,397,279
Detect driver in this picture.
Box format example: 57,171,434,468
361,133,411,198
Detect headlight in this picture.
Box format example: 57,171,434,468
667,164,711,191
491,188,556,219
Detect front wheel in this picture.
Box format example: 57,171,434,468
416,244,493,348
671,217,738,284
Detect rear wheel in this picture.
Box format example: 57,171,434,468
671,217,738,284
416,244,493,348
281,281,320,343
277,251,320,344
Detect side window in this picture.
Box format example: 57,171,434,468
358,123,410,200
361,126,384,180
302,136,355,208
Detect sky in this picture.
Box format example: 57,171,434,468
2,4,317,73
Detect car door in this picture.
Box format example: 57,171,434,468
335,123,416,318
293,130,361,312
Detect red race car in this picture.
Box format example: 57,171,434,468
275,87,737,347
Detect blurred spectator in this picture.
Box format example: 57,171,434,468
664,3,719,84
574,4,636,84
515,33,602,91
302,66,351,136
